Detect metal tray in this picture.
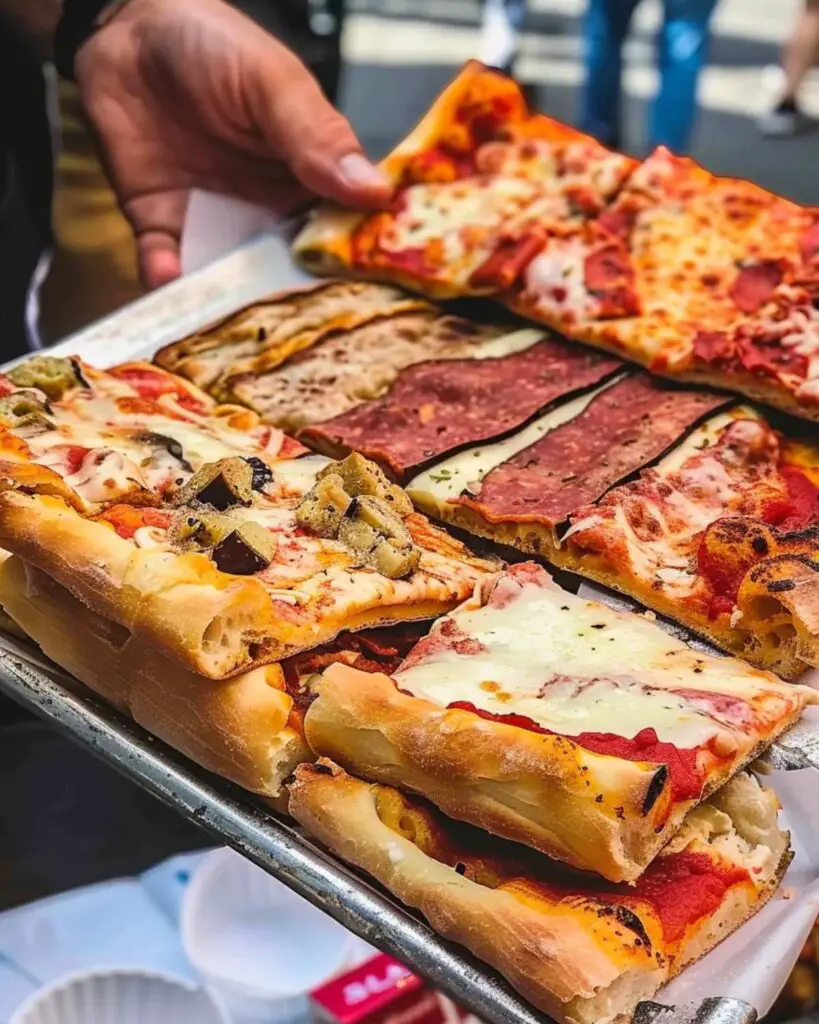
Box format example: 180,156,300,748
1,228,806,1024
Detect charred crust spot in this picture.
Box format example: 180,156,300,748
613,906,652,949
455,862,467,876
310,762,335,777
244,456,274,491
642,765,668,816
767,578,796,593
751,534,769,555
615,806,625,820
594,794,604,803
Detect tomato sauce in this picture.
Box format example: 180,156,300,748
109,367,208,415
762,465,819,531
97,505,172,539
447,703,705,803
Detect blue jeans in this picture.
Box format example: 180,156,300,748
579,0,718,153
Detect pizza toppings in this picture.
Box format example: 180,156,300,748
8,355,85,400
296,473,353,537
171,456,254,510
318,452,412,516
454,376,728,528
211,520,278,575
0,392,53,433
729,260,786,314
96,504,173,539
339,495,421,578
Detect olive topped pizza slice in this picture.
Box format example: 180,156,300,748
293,61,635,298
0,355,301,514
290,762,790,1024
0,451,495,678
302,562,814,882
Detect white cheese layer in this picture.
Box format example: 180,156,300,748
394,579,785,746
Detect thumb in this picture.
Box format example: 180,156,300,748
138,231,182,290
252,51,392,210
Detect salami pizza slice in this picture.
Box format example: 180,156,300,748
293,62,634,298
406,373,730,551
0,452,495,678
290,762,790,1024
0,555,422,799
302,562,813,882
560,406,819,677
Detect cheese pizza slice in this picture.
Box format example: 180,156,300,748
406,373,730,549
154,280,432,397
560,406,819,677
0,556,422,799
290,762,790,1024
293,62,634,298
0,452,495,678
0,355,302,514
508,147,819,422
302,562,813,882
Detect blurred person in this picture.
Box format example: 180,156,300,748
758,0,819,137
0,0,389,358
479,0,526,74
579,0,719,153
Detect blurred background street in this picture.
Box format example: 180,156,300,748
341,0,819,202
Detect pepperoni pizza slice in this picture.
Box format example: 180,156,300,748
0,450,495,678
561,406,819,677
406,373,730,550
293,61,635,298
290,762,790,1024
0,355,302,514
302,562,813,882
508,147,819,422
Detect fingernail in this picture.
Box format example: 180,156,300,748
337,152,389,190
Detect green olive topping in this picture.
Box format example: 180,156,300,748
0,394,53,431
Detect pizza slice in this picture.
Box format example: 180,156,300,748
507,147,819,422
293,62,634,298
406,373,730,551
0,452,495,678
299,333,621,480
153,280,432,397
302,562,813,882
290,761,790,1024
0,355,302,513
560,406,819,677
0,555,423,800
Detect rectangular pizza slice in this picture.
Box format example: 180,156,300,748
293,61,634,298
302,562,814,882
560,406,819,677
153,280,433,397
0,451,495,678
0,355,303,514
289,761,790,1024
406,373,730,551
0,555,423,800
508,146,819,422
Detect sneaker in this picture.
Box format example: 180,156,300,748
478,0,518,73
757,99,803,137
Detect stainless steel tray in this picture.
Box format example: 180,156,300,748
1,229,801,1024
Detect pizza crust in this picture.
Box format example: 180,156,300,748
288,762,790,1024
0,557,310,796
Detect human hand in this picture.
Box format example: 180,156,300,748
75,0,390,288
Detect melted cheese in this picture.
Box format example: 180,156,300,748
524,240,592,316
395,578,790,746
469,328,546,359
407,378,619,503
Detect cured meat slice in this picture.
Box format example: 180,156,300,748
300,339,621,478
455,376,730,527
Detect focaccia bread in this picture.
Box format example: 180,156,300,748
289,762,790,1024
154,280,433,398
303,563,813,882
294,61,634,298
561,406,819,677
0,452,495,678
0,556,423,797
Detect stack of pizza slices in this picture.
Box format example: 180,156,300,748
1,61,819,1024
